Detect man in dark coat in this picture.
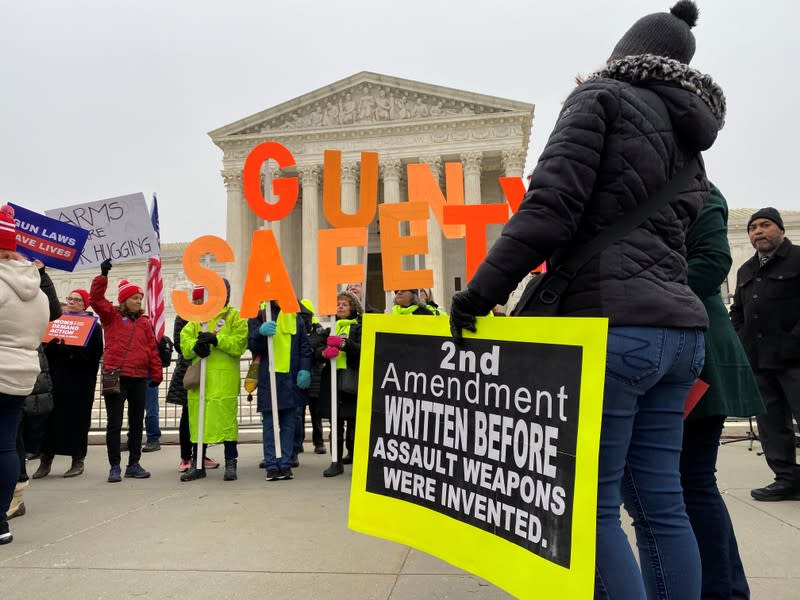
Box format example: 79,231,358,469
730,207,800,501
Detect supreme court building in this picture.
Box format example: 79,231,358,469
45,72,800,324
208,71,535,311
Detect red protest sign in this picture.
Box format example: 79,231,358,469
43,315,98,347
683,379,710,419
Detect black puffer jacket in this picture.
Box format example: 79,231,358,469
471,55,726,328
730,239,800,371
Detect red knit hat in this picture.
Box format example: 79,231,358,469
191,285,205,301
70,288,90,307
0,204,17,251
118,279,143,304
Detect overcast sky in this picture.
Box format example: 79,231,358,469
2,0,798,243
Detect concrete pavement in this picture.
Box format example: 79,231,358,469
2,438,798,599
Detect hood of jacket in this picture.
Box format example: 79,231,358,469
0,259,42,302
591,54,726,151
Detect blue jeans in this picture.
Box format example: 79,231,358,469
681,416,750,599
144,379,161,443
1,393,25,522
261,408,296,471
595,327,705,600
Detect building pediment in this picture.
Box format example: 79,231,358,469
209,71,534,143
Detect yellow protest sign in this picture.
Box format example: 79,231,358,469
349,314,607,599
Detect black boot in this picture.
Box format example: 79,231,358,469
323,461,344,477
180,463,206,482
63,457,85,478
32,454,53,479
224,459,237,481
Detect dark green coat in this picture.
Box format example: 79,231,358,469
685,185,763,419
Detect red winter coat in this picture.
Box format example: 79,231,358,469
90,275,162,384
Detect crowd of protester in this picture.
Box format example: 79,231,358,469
5,2,800,597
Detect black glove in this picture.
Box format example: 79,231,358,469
148,380,161,388
197,331,218,346
449,288,494,345
193,342,211,358
45,337,64,349
100,258,112,276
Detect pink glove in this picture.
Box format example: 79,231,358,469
327,335,345,348
322,346,340,360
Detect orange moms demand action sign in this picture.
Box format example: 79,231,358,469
43,314,99,347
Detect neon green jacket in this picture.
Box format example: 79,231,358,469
181,306,248,443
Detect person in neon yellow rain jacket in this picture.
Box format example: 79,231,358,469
179,279,248,482
391,289,441,316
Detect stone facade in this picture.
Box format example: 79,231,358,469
45,243,227,331
208,71,534,312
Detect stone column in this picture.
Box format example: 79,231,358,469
419,155,445,298
341,162,360,266
461,151,483,205
380,159,403,204
222,169,245,303
299,165,320,304
502,148,530,311
264,167,282,250
502,148,527,179
380,159,404,308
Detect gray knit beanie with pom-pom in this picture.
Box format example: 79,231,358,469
610,1,699,64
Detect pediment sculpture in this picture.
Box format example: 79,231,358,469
266,84,505,132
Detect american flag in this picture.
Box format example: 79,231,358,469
146,194,165,340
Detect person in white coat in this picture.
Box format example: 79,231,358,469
0,204,50,545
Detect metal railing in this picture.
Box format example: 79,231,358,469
89,357,261,431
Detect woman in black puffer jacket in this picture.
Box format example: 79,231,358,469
450,3,724,598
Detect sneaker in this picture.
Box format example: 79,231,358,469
180,467,206,482
178,459,192,472
0,520,12,545
142,440,161,453
314,444,327,455
203,457,220,469
25,452,40,461
278,468,294,480
342,454,353,465
124,464,151,479
107,465,122,483
265,468,281,481
289,455,300,468
258,459,266,469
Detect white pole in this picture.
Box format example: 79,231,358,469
196,320,208,468
329,315,338,463
265,302,282,459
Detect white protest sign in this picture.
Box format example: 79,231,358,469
45,193,158,271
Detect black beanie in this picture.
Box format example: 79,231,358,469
610,1,699,64
748,207,785,232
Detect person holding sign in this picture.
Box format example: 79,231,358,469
0,204,51,545
90,260,163,483
37,288,103,479
315,290,363,478
450,3,723,597
180,279,248,482
247,300,312,482
391,289,441,316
